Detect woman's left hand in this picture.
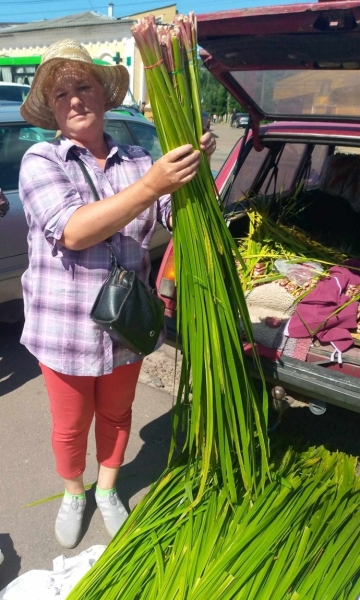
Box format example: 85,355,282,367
200,131,216,163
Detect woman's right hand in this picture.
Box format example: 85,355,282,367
141,144,201,198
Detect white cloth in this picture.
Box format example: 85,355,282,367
0,545,106,599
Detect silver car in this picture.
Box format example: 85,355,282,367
0,105,169,322
0,82,31,103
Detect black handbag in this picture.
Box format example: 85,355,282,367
76,157,165,356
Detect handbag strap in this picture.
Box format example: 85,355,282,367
75,155,101,201
74,153,116,264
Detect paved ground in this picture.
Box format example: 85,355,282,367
210,121,241,173
0,319,179,589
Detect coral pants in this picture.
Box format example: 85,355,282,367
40,361,143,480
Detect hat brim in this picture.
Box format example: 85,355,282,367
20,57,129,130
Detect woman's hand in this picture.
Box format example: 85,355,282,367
141,144,201,199
200,131,216,163
142,133,216,200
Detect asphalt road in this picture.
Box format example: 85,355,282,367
1,122,360,591
211,121,241,173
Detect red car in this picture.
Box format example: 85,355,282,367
157,0,360,415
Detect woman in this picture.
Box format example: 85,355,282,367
19,39,216,549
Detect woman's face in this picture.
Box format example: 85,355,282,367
47,63,106,143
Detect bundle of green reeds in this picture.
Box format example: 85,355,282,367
132,13,269,502
67,11,270,599
68,443,360,599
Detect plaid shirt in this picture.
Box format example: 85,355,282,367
19,134,171,376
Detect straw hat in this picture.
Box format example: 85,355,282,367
20,39,129,130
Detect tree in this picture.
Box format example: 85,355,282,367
199,65,244,116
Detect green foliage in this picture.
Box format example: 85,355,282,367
199,65,244,116
68,444,360,599
237,191,347,292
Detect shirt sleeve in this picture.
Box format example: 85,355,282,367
157,193,172,230
19,147,87,257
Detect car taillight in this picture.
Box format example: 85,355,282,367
158,247,176,298
156,240,177,316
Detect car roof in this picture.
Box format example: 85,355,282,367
0,105,156,128
0,82,30,87
0,104,26,122
198,1,360,126
104,111,156,127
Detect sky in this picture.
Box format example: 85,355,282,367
1,0,305,24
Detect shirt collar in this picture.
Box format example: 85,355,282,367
56,132,127,162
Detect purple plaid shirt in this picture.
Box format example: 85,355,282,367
19,134,171,376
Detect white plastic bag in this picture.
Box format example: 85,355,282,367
274,259,323,286
0,545,106,599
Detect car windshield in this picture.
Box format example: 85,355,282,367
105,119,162,162
127,122,163,161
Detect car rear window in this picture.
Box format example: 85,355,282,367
0,85,30,103
226,146,270,207
229,141,330,203
103,120,134,147
127,122,163,161
259,143,307,195
0,118,163,192
232,69,360,120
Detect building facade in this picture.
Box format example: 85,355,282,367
0,4,177,111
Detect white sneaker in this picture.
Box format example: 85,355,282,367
55,494,86,549
95,490,128,538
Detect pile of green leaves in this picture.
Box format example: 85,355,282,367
68,442,360,599
237,191,348,291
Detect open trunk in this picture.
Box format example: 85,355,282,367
158,125,360,411
223,128,360,383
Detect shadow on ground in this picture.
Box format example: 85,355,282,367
0,320,40,397
0,534,21,590
272,401,360,458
